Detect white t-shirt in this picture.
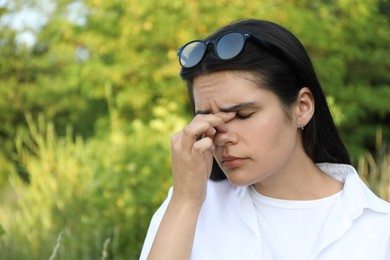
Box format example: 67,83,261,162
249,186,342,260
140,163,390,260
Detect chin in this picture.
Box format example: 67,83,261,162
226,174,254,187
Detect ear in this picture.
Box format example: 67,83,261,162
294,87,314,129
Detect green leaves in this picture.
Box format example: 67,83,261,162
0,225,5,236
0,0,389,258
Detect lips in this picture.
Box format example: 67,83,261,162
221,156,247,169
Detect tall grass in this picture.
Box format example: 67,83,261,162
0,112,388,259
0,102,186,259
358,128,390,201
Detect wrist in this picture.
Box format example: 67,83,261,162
170,192,205,211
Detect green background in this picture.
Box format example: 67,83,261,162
0,0,389,259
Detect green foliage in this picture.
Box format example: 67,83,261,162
358,128,390,201
0,102,186,259
0,225,5,236
0,0,389,258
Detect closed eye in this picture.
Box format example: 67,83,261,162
236,112,254,120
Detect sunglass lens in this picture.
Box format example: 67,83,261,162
180,41,206,68
216,32,245,60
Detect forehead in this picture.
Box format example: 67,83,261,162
192,71,264,112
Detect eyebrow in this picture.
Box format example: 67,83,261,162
195,102,258,115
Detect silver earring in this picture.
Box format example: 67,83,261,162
300,123,304,131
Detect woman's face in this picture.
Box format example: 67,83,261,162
193,71,301,186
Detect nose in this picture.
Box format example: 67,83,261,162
214,128,238,147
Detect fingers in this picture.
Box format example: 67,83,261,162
181,112,235,152
192,137,214,154
169,112,235,204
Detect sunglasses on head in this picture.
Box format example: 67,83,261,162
177,31,274,69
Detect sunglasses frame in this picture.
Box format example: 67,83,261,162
177,31,274,69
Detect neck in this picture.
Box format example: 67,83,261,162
253,144,343,200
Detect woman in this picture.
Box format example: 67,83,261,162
140,19,390,260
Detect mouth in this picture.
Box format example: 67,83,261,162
221,156,247,169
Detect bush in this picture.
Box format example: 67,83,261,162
0,102,186,259
358,128,390,201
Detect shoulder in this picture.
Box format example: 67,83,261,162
204,179,242,205
207,179,238,194
318,162,390,213
197,180,245,220
148,180,241,221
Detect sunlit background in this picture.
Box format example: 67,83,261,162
0,0,389,259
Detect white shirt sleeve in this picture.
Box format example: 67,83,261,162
139,187,173,260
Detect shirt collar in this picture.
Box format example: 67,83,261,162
233,163,390,258
317,163,390,217
235,163,390,220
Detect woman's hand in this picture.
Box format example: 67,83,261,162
146,112,236,260
170,112,236,206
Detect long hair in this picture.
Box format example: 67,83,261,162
180,19,350,180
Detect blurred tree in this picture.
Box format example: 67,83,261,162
1,0,389,170
0,0,389,258
246,0,390,158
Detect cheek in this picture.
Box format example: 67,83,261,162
245,112,296,149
